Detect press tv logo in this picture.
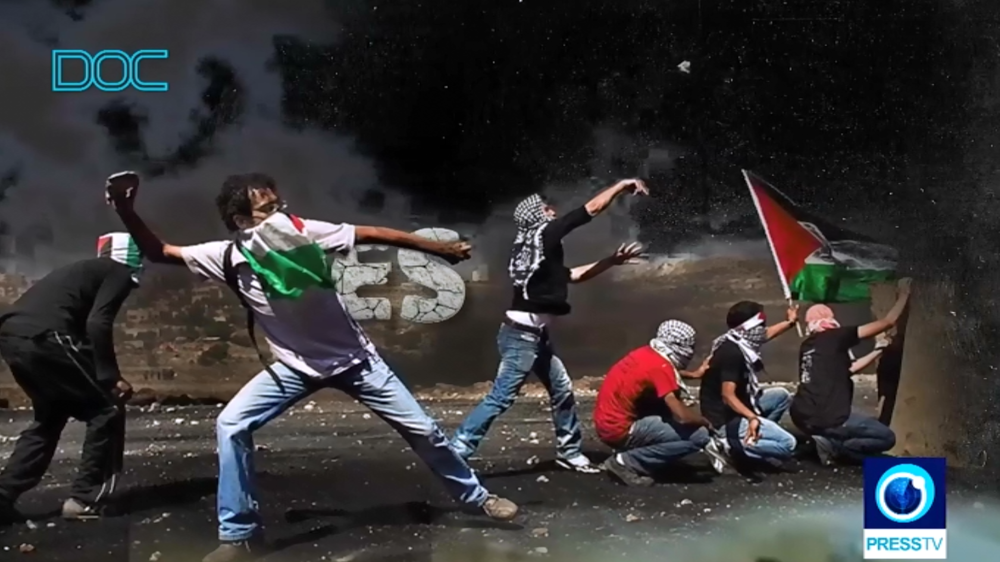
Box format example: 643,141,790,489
51,50,169,92
863,457,946,559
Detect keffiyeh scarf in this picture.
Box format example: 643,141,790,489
508,194,554,298
805,304,840,335
97,232,143,284
710,312,768,414
649,320,697,405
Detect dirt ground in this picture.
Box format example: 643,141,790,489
0,379,996,562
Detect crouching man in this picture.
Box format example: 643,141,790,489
699,301,800,467
0,233,139,524
594,320,727,486
790,278,911,465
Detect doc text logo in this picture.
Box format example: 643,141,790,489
52,50,169,92
863,457,946,559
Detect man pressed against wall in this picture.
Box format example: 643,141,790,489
790,278,911,465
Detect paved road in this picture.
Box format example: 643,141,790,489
0,392,995,562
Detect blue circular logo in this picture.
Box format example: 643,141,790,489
875,464,935,523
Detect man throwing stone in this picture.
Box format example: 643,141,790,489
0,233,140,524
790,278,911,465
105,171,517,562
450,179,647,473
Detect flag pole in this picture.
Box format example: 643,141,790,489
742,169,804,337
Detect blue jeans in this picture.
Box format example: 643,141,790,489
816,412,896,461
726,387,797,461
215,354,488,542
451,324,583,460
618,417,710,476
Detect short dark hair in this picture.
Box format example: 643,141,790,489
726,300,764,328
216,173,278,231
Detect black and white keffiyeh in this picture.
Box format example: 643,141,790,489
710,312,768,414
649,320,697,405
508,194,554,298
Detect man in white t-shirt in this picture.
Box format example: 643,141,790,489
105,171,518,562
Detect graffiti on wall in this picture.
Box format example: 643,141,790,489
330,228,468,324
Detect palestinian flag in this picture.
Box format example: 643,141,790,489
236,213,336,299
742,170,897,303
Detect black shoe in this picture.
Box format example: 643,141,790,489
0,499,24,527
202,537,267,562
601,456,654,487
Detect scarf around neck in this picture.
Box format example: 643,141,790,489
711,312,768,413
508,194,554,298
649,319,697,405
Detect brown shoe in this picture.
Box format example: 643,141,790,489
481,495,518,521
202,539,265,562
61,498,101,521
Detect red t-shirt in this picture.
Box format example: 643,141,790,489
594,345,680,445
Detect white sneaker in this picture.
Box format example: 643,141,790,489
703,437,734,474
555,454,601,474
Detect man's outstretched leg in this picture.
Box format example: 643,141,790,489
344,354,518,520
204,364,318,562
451,324,537,460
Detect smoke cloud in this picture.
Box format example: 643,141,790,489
0,0,770,281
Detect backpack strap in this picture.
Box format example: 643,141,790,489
222,242,286,393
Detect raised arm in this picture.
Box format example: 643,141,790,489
355,226,471,264
583,179,648,217
106,172,185,265
569,242,643,284
766,303,799,340
850,334,892,374
850,349,884,374
858,278,912,340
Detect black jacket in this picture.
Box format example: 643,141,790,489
0,258,135,383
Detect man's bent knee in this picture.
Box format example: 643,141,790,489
216,405,251,438
881,428,897,450
769,387,792,404
779,431,798,456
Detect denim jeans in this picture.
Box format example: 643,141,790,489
451,324,583,460
215,353,488,542
726,387,797,461
816,412,896,461
618,416,711,476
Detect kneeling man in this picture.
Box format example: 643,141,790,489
790,278,911,465
594,320,726,486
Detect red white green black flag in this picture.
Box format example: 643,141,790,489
742,170,897,303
